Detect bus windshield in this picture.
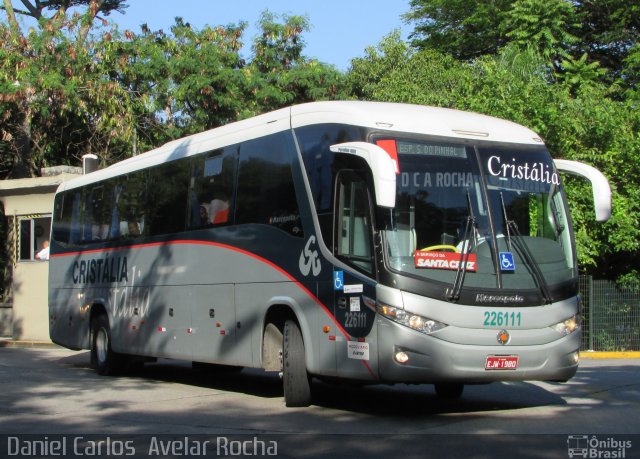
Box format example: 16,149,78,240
382,138,576,292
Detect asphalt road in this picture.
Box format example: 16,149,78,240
0,348,638,458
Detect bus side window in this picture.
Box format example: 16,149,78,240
84,184,112,242
236,133,303,237
147,161,190,236
115,172,149,239
53,192,75,244
189,147,237,228
335,171,374,275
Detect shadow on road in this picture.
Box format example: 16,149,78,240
57,351,568,417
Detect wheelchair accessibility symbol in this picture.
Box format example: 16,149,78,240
499,252,516,271
334,271,344,291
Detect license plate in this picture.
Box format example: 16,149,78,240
485,355,519,370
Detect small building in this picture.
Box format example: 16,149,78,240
0,166,81,341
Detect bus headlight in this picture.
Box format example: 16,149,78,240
377,303,447,335
551,315,581,336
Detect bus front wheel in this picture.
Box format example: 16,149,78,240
282,320,311,407
91,314,122,376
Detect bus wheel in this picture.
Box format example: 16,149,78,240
434,383,464,399
91,314,121,376
283,320,311,407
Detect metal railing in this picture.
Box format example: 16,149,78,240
579,275,640,351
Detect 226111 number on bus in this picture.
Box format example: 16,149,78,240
483,311,522,327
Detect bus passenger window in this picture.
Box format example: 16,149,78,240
147,161,190,236
189,147,236,228
114,172,149,239
236,133,304,237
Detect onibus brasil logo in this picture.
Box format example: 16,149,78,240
567,435,632,458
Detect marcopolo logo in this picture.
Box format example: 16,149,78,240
567,435,632,458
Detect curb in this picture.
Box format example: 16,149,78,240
0,339,61,349
580,351,640,359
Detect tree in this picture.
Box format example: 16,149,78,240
1,0,127,43
1,7,349,178
99,12,349,152
246,11,348,115
348,31,414,100
0,1,132,177
403,0,512,60
0,14,135,177
404,0,639,94
500,0,578,65
575,0,640,82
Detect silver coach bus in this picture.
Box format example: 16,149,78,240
49,101,611,406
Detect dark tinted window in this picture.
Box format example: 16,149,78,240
147,161,190,236
294,124,365,244
189,147,237,228
80,183,113,242
236,132,303,237
110,172,148,239
295,124,365,213
52,190,82,245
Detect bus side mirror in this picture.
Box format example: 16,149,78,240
330,142,396,208
554,159,612,222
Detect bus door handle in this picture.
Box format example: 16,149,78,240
209,309,215,318
169,308,174,317
337,297,347,309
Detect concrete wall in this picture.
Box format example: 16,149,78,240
0,303,12,337
11,261,49,340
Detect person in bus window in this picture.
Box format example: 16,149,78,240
199,205,209,225
206,197,229,224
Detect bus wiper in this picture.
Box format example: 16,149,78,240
499,193,553,304
447,192,477,302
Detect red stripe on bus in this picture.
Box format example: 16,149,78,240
51,239,352,340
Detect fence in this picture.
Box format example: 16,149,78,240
579,275,640,351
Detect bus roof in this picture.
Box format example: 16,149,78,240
56,101,544,191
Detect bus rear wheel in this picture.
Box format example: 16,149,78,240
282,320,311,407
434,383,464,399
91,314,122,376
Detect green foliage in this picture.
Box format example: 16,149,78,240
0,9,349,176
404,0,640,96
500,0,578,63
348,31,414,100
0,12,135,175
575,0,640,82
403,0,512,59
621,44,640,102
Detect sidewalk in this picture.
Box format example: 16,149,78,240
0,338,60,349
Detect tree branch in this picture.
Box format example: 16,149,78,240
2,0,22,35
77,0,103,45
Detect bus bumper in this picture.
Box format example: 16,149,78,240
377,318,581,383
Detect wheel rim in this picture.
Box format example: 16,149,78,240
96,327,108,364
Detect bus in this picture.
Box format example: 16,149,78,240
49,101,611,407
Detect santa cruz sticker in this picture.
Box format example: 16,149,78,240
414,251,477,272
